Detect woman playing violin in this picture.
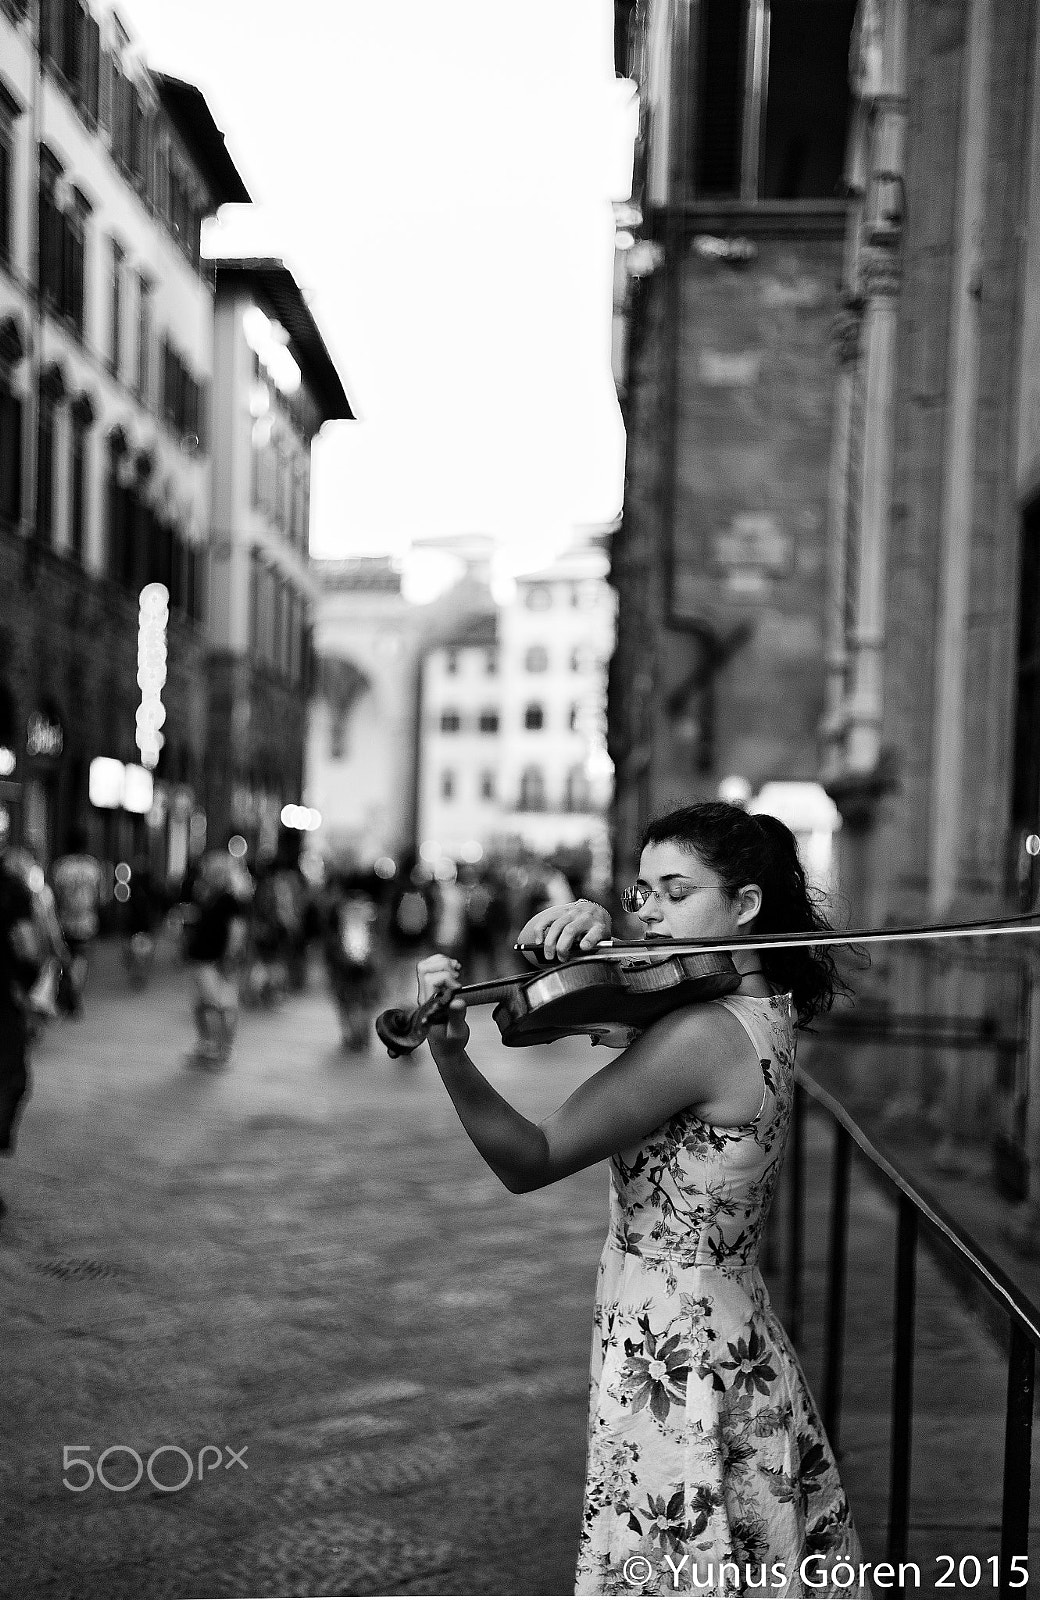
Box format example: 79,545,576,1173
415,802,868,1597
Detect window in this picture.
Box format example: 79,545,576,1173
484,648,498,675
69,399,90,562
690,0,857,202
440,770,455,801
160,336,205,448
525,583,551,611
329,709,346,761
478,708,499,734
105,433,125,581
38,146,63,309
440,709,461,733
64,188,88,336
0,369,22,528
35,388,56,546
569,702,581,732
480,770,496,801
565,765,592,812
81,10,100,124
444,649,459,675
248,547,260,658
518,766,546,811
0,85,19,268
136,273,151,403
570,646,586,673
524,702,544,731
108,237,123,377
525,644,548,673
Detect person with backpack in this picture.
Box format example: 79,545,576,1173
49,825,105,1017
183,851,252,1068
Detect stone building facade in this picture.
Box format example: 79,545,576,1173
205,260,352,855
820,0,1040,1186
419,541,615,870
608,0,856,881
0,0,245,876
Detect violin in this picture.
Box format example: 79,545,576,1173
374,912,1040,1058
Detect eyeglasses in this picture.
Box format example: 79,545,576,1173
621,879,705,913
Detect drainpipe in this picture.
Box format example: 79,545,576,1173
22,0,43,585
927,0,994,918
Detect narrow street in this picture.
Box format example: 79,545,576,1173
0,948,604,1598
0,945,1032,1598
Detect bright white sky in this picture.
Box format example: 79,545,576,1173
113,0,636,565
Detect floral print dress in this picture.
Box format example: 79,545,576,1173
575,993,869,1598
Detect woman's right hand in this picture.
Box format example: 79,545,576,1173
516,899,613,966
416,953,470,1054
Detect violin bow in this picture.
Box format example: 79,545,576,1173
514,912,1040,964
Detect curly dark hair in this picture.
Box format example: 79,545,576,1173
640,801,850,1027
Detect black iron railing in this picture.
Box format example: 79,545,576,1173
781,1068,1040,1600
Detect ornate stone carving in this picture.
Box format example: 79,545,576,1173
831,293,866,366
860,222,903,299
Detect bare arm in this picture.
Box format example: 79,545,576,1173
419,954,747,1193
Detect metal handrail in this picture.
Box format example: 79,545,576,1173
785,1066,1040,1599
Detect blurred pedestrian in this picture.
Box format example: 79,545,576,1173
50,826,105,1018
267,828,311,993
321,866,384,1051
5,846,69,1031
0,847,44,1217
431,865,468,963
184,851,251,1068
247,856,288,1006
461,867,511,981
387,852,436,962
124,857,163,988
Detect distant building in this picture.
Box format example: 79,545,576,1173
307,541,616,880
306,557,426,862
205,259,352,855
419,541,616,876
0,1,247,874
418,610,501,857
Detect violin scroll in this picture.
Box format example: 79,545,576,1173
375,992,452,1057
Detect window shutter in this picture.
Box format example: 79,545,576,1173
83,14,99,123
97,47,112,132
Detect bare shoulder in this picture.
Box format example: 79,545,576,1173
618,998,766,1122
635,998,749,1061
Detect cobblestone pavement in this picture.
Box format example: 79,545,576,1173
0,951,1032,1598
0,954,604,1599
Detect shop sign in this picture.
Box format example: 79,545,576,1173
26,711,63,761
712,513,792,599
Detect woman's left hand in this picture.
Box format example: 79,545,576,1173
416,953,470,1054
